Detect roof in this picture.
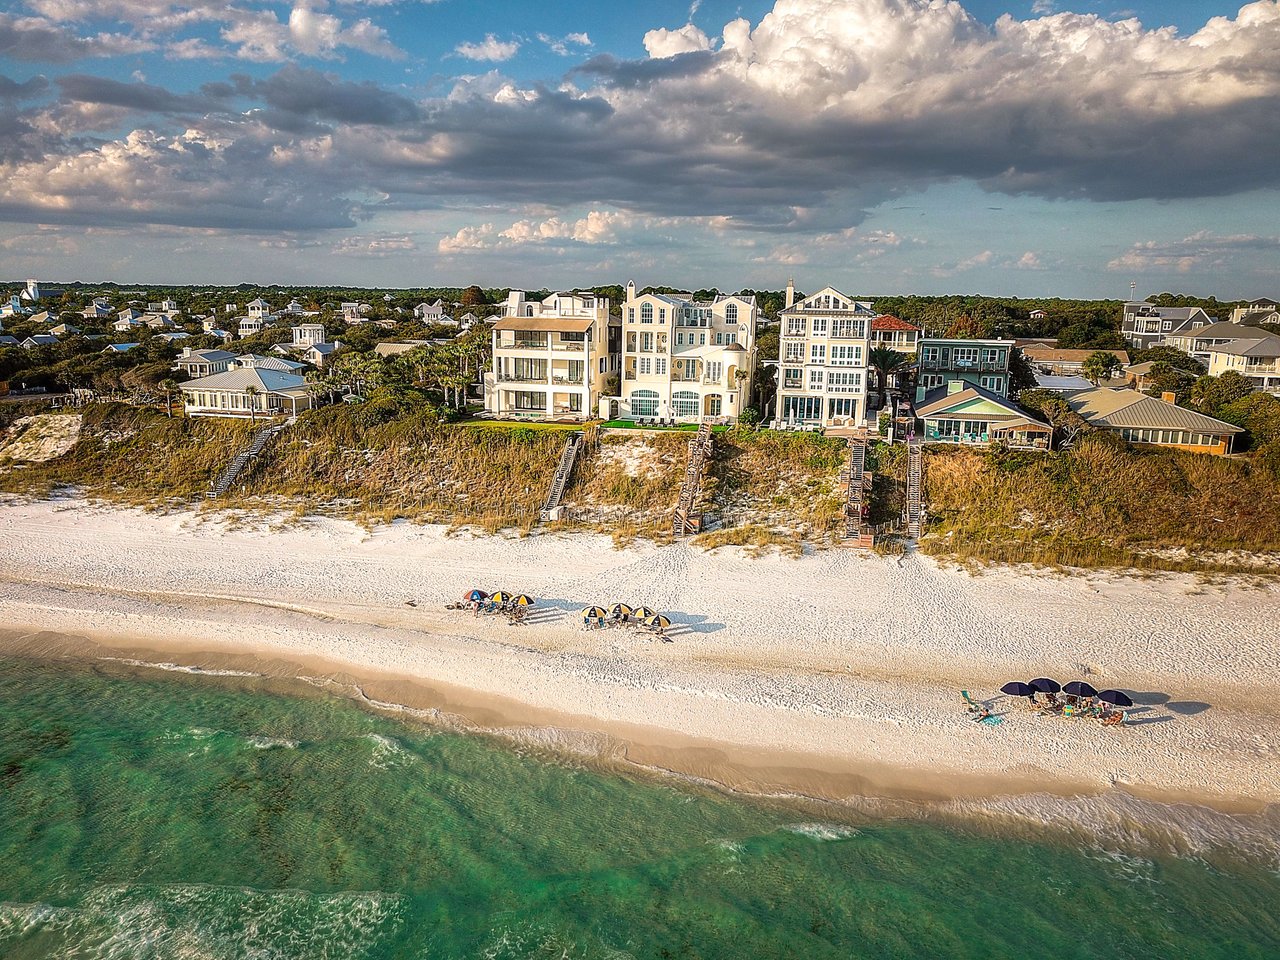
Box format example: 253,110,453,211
917,383,1049,428
236,354,308,371
24,334,58,345
1247,297,1278,307
1034,373,1095,392
179,367,307,393
178,349,235,363
1204,333,1280,358
308,342,339,356
1168,321,1259,341
872,314,921,332
103,342,139,352
1124,361,1158,375
0,336,19,346
492,316,595,333
1063,387,1242,434
1021,346,1130,364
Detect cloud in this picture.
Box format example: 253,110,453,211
1031,0,1056,13
438,222,496,253
642,22,712,58
455,34,520,61
440,210,634,253
1106,231,1280,273
331,234,417,256
538,31,592,56
0,74,50,100
931,250,994,277
1015,251,1043,270
0,13,154,62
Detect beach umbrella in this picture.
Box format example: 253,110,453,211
1029,678,1061,694
1000,681,1036,698
633,606,658,621
463,589,488,602
513,595,535,607
490,591,513,604
610,603,633,619
645,613,672,630
1096,689,1134,707
581,606,608,620
1062,680,1098,698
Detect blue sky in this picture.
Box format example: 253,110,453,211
2,0,1277,298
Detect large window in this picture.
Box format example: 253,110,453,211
782,396,823,421
513,391,545,412
784,342,804,361
671,391,699,418
705,361,722,381
785,317,806,336
810,344,826,363
630,389,659,417
641,303,653,323
828,398,855,418
725,303,738,323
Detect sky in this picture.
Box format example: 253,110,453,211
1,0,1278,298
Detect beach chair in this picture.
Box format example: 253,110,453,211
961,690,983,713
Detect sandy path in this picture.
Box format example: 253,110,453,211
1,496,1277,809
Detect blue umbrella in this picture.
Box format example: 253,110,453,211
463,589,488,603
1096,689,1133,707
1001,681,1036,698
1062,680,1098,698
1029,678,1061,694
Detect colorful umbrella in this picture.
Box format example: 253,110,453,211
1062,680,1098,698
490,591,513,604
610,603,633,618
1029,678,1061,694
645,613,672,630
581,606,608,620
1000,681,1035,698
632,606,658,621
1096,689,1134,707
463,589,488,602
513,595,535,607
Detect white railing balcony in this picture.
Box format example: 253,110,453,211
551,342,586,352
497,374,549,384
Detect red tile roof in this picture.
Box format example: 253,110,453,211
872,314,921,332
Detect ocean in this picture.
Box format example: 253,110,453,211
1,654,1277,959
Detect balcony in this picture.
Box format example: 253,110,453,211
496,374,550,384
919,357,1006,372
551,376,585,385
498,338,549,351
551,341,585,352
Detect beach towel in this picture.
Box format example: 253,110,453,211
978,714,1004,726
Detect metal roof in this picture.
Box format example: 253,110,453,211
178,367,307,394
492,316,594,333
1064,387,1241,433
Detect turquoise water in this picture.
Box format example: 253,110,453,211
1,656,1278,959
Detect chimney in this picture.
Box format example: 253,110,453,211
947,379,966,395
181,346,192,358
1161,391,1176,404
626,279,636,301
785,278,795,309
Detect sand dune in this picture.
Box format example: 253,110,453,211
1,496,1277,809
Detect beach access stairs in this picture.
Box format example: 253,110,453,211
840,430,876,548
904,435,923,539
207,417,294,499
539,430,583,522
673,421,714,538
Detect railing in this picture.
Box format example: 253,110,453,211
497,339,549,350
919,358,1005,371
496,374,549,384
551,342,586,352
551,376,584,385
927,430,989,443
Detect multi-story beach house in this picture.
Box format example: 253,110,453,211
1228,297,1279,325
915,337,1015,402
1063,387,1242,455
483,291,619,421
869,315,922,353
1163,321,1263,363
1121,301,1213,350
613,282,758,423
1203,333,1280,395
773,281,875,428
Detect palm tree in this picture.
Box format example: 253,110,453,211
868,346,909,413
243,384,260,426
158,377,179,418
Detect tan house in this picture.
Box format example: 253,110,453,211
774,281,875,427
869,315,921,353
483,291,619,420
179,367,312,419
1021,346,1129,377
175,347,235,377
1163,321,1263,362
615,281,758,422
1063,387,1241,455
1203,333,1280,395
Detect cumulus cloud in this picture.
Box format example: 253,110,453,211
439,210,633,253
455,34,520,61
538,31,592,56
642,22,712,58
0,13,154,62
1106,231,1280,273
331,234,417,256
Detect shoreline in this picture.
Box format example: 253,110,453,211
2,497,1279,823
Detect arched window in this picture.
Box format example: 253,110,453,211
725,303,738,323
671,391,699,419
640,303,653,323
630,389,659,418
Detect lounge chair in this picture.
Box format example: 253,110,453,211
961,690,984,713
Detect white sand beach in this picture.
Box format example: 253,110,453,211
2,496,1278,810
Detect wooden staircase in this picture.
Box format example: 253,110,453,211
904,435,923,539
208,417,294,499
539,430,583,522
673,421,714,537
841,430,876,547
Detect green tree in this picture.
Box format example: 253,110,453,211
1191,371,1254,416
1081,351,1123,384
1015,388,1092,448
867,346,909,413
1142,362,1197,405
158,377,180,418
1132,345,1204,375
243,384,260,426
943,315,990,339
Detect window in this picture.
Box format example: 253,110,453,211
980,375,1004,392
705,361,722,381
659,308,666,323
922,346,940,364
810,344,826,363
641,303,653,323
954,347,979,366
569,394,583,412
630,389,659,417
513,391,544,412
627,308,635,322
671,390,699,418
655,358,667,375
639,357,652,375
783,367,802,386
599,358,606,373
808,368,825,389
785,317,806,336
706,395,722,416
784,342,804,362
922,374,945,391
641,332,654,352
700,334,706,345
725,303,738,323
812,317,828,335
782,396,823,421
981,348,1002,364
676,332,685,345
826,371,861,390
828,398,855,418
830,344,861,365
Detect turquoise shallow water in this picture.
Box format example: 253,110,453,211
1,656,1278,959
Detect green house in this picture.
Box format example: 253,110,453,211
917,381,1052,448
